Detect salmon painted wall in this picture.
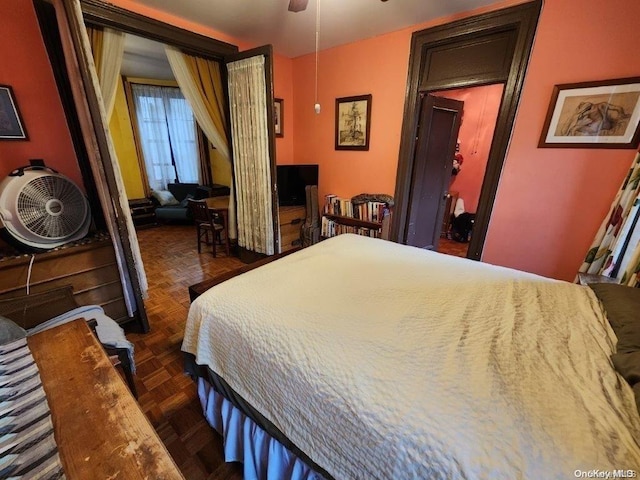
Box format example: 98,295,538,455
291,31,409,202
274,55,294,165
482,0,640,280
293,0,640,281
0,0,82,189
434,84,504,213
291,1,525,204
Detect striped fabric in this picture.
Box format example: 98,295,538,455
0,338,65,479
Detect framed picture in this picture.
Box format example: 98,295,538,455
0,85,27,140
539,77,640,148
274,98,283,138
335,94,372,151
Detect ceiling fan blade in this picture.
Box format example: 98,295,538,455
288,0,309,12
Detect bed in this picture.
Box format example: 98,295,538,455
183,234,640,479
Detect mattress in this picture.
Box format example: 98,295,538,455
182,234,640,479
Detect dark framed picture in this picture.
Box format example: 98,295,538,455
539,77,640,148
335,94,372,151
0,85,27,140
274,98,283,138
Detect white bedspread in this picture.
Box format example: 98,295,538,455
183,234,640,479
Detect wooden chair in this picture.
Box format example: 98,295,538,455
188,198,225,257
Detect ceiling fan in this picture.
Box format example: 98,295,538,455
288,0,388,12
288,0,309,12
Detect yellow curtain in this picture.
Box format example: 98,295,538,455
165,46,237,239
184,55,229,148
87,26,103,75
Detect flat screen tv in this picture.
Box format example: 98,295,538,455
276,164,319,206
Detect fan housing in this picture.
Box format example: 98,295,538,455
0,165,91,250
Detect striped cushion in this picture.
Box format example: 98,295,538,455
0,338,65,479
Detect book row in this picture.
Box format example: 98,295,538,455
320,217,382,239
324,195,389,223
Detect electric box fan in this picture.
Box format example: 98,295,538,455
0,161,91,251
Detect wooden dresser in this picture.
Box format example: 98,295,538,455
0,237,129,323
279,205,305,252
28,320,184,479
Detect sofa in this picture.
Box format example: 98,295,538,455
153,183,230,222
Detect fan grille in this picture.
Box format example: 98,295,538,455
17,175,88,239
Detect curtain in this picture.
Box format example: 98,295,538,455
197,129,213,187
164,46,237,239
131,84,199,190
579,151,640,286
227,55,275,255
86,24,149,312
162,88,199,184
131,85,175,190
615,196,640,286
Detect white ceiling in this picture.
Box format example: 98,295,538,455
126,0,498,58
121,34,173,80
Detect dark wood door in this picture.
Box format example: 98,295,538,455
405,94,463,250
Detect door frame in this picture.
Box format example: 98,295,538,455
392,1,542,260
35,0,242,331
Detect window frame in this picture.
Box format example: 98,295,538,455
123,77,204,195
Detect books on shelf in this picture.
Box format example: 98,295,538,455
321,217,380,238
322,194,392,239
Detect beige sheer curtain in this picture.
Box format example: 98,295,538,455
86,25,149,312
227,55,274,255
164,46,237,239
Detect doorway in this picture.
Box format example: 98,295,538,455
392,1,542,261
434,83,505,258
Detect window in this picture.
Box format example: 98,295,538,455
130,84,199,191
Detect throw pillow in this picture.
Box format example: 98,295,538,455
151,190,180,206
588,283,640,352
180,193,195,208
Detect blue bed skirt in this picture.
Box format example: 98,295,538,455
197,378,326,480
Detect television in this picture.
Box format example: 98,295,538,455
276,164,319,206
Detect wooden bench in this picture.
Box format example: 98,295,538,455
28,320,184,479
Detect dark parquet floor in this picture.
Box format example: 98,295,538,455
128,224,245,479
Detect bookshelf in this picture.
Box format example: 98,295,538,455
321,194,393,240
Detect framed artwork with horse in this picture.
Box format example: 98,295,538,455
539,77,640,149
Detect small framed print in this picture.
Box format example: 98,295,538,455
274,98,283,138
0,85,27,140
335,94,372,151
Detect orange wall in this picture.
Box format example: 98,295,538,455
273,55,295,165
435,84,504,213
291,30,410,201
6,0,638,281
0,0,82,189
483,0,640,280
292,0,640,281
291,1,525,204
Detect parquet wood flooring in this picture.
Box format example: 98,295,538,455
129,224,244,479
437,237,470,258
